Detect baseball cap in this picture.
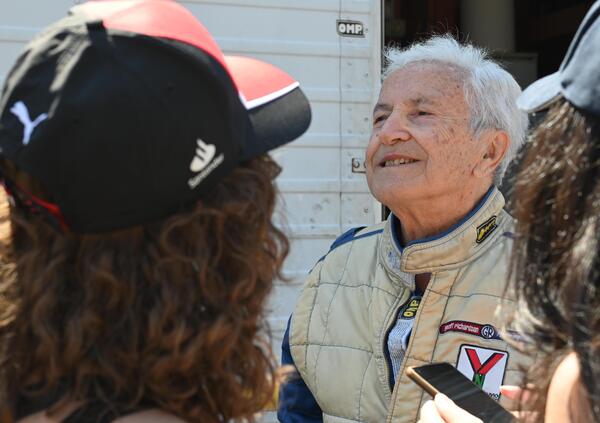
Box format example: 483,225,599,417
0,0,311,233
517,0,600,115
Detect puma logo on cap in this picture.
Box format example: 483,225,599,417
10,101,48,145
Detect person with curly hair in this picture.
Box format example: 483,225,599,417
0,1,311,422
418,2,600,422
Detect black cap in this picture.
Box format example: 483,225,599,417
517,0,600,115
0,0,311,233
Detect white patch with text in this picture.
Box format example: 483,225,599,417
456,344,508,401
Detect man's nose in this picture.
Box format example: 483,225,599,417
379,115,411,145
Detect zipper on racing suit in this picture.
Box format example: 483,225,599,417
381,290,411,394
385,279,434,423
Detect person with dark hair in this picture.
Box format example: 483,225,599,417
418,2,600,422
0,1,311,422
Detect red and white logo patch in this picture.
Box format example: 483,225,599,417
456,344,508,401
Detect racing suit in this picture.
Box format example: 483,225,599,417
278,186,528,423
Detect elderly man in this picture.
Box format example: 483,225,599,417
278,36,529,423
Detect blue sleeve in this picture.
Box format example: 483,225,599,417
277,317,323,423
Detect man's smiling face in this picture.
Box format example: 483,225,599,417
366,61,484,210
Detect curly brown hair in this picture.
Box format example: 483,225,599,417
510,100,600,422
0,155,288,422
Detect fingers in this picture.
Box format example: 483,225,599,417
512,410,539,423
500,384,535,403
419,399,445,423
434,394,483,423
500,385,521,400
501,385,537,422
419,394,484,422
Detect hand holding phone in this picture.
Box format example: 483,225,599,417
407,362,515,423
420,393,485,423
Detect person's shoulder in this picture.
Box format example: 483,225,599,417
302,222,385,283
112,409,187,423
316,222,385,264
331,223,385,250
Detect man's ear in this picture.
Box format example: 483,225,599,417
473,130,509,178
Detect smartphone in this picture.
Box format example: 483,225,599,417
407,362,515,423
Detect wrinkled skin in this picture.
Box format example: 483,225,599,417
366,61,505,243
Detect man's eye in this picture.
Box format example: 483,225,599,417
373,115,386,124
417,110,430,116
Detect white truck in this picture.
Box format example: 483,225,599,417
0,1,382,419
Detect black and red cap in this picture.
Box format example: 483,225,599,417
0,0,311,233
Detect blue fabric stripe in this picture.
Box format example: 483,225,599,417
352,228,384,242
329,226,366,250
316,227,383,264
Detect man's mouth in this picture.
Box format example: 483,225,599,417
381,157,419,167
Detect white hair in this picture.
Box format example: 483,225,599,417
383,35,528,185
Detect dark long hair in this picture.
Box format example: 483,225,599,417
510,100,600,422
0,155,288,422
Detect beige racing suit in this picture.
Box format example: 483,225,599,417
287,187,527,422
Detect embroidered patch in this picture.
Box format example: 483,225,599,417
456,344,508,401
476,216,498,244
439,320,501,340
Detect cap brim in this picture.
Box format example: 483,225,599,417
225,56,311,160
517,72,563,113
